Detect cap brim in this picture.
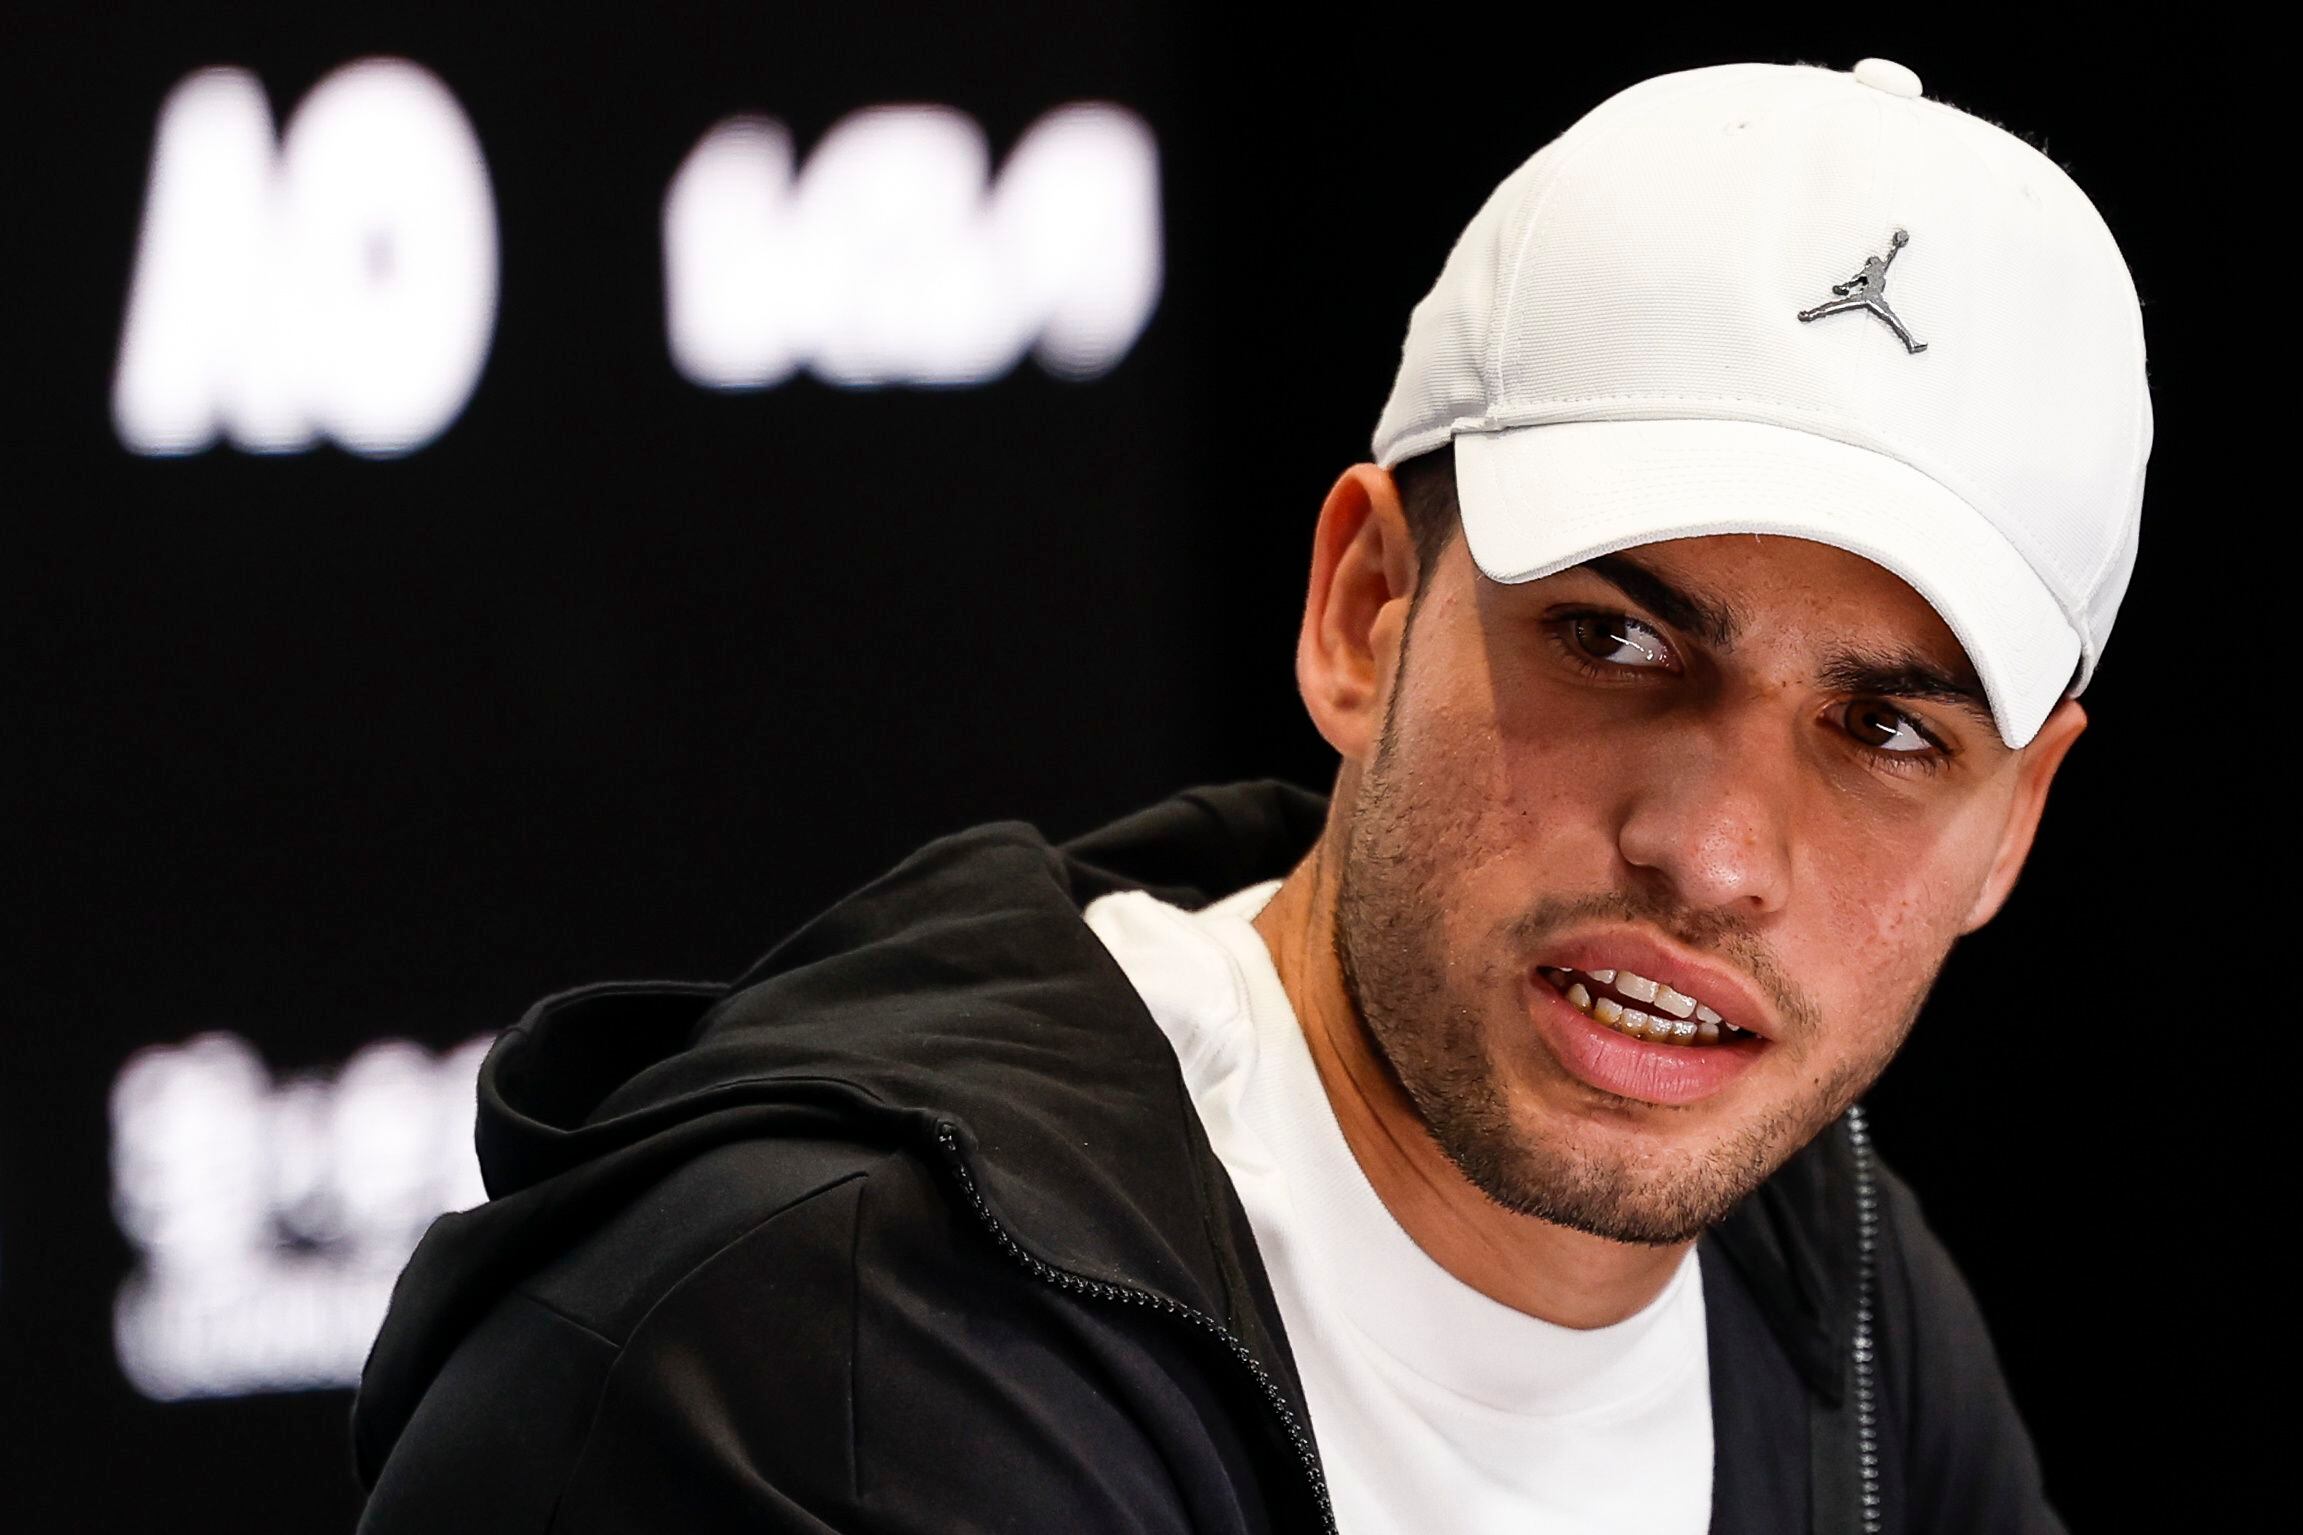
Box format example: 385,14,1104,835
1451,418,2078,749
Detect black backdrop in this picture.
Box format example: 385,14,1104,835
5,4,2242,1529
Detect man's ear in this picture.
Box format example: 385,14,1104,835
1295,463,1423,764
1958,696,2088,934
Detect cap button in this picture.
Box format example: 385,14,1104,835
1851,57,1924,98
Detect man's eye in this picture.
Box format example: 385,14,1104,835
1842,700,1934,754
1567,613,1673,669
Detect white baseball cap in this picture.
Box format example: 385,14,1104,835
1371,57,2152,750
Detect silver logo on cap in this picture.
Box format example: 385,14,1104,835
1797,229,1928,354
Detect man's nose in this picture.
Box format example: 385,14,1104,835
1612,711,1796,917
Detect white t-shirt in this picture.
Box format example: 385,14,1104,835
1083,879,1713,1535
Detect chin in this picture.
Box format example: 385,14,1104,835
1462,1076,1833,1245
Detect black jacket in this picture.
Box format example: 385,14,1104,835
350,780,2064,1534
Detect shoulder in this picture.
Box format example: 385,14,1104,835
357,1136,898,1533
555,1142,1284,1533
363,1139,1284,1534
516,1135,898,1345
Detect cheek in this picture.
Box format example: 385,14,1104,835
1407,673,1618,911
1801,822,1988,1045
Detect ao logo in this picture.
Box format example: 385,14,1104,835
112,59,499,459
663,103,1162,389
113,60,1163,460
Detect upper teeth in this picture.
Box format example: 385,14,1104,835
1568,966,1737,1032
1549,964,1755,1048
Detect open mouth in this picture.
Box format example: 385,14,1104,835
1536,965,1761,1049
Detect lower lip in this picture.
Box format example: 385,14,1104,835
1525,975,1767,1107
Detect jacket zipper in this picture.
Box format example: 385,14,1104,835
934,1121,1339,1535
1844,1103,1883,1535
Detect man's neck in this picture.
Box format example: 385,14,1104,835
1248,838,1692,1331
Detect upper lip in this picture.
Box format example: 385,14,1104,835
1536,930,1782,1042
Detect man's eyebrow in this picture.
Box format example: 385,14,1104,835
1818,648,2000,737
1576,552,1739,647
1575,551,2001,739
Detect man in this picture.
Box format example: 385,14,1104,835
351,56,2146,1534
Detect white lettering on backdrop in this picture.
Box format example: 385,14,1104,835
113,69,1163,456
109,1031,492,1399
112,59,499,458
664,102,1162,389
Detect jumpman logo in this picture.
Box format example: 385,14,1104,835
1797,228,1928,354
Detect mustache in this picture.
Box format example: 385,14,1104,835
1504,889,1822,1042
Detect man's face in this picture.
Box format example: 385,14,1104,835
1329,524,2072,1245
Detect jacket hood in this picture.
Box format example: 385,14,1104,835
352,779,1854,1486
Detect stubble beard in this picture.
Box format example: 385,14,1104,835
1328,618,1914,1247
